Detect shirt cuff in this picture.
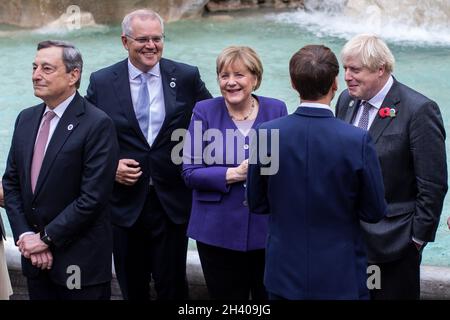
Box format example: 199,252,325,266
412,237,425,246
19,232,35,240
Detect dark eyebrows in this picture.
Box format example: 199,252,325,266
32,61,58,69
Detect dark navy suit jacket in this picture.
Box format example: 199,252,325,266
3,92,118,286
182,96,287,251
86,58,211,226
247,106,387,299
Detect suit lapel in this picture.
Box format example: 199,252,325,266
25,104,46,195
152,58,177,147
369,80,401,143
112,59,149,146
343,98,360,123
33,93,82,198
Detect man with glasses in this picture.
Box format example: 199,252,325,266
86,9,211,300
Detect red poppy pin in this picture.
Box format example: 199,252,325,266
379,107,396,118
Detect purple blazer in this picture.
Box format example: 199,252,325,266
182,95,288,251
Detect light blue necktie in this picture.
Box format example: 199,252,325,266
136,73,150,140
357,101,372,130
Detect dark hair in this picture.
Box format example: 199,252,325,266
37,40,83,88
289,45,339,100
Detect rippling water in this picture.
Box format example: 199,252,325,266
1,10,450,266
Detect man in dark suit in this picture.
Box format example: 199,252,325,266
335,34,447,299
2,40,118,300
247,45,387,299
86,9,211,300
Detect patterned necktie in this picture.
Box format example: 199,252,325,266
136,73,150,140
357,101,372,130
31,110,56,193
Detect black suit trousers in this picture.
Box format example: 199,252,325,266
196,241,267,300
27,271,111,300
370,242,422,300
112,186,189,300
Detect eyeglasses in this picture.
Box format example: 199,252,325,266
125,34,165,45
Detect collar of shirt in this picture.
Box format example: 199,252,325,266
128,59,161,80
299,102,334,116
365,75,394,110
44,92,75,119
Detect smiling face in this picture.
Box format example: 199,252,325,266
32,47,79,108
122,16,164,72
343,55,387,100
218,60,257,109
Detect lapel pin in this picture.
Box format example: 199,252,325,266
170,81,176,88
67,124,74,131
349,100,354,107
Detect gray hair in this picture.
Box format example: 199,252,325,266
341,34,395,73
37,40,83,88
121,9,164,36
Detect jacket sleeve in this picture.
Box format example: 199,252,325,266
410,100,447,241
2,112,34,242
182,104,230,193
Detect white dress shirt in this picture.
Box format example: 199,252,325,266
352,76,394,129
128,59,166,146
20,93,75,240
37,93,75,152
299,102,334,115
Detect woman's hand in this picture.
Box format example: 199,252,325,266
226,159,249,184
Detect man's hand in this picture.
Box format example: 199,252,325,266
0,180,4,208
115,159,142,186
17,233,48,258
30,249,53,270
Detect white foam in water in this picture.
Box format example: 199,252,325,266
267,0,450,46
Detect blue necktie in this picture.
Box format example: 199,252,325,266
357,101,372,130
136,73,150,140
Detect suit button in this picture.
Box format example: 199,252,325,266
243,183,247,188
243,200,248,206
33,224,38,228
244,144,249,150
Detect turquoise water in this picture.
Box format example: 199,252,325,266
1,12,450,266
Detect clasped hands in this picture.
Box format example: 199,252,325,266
17,233,52,270
115,159,142,186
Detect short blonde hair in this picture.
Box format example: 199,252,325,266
216,46,263,90
341,34,395,73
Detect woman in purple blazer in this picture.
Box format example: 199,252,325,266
182,46,287,300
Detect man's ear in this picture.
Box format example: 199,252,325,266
290,79,297,92
332,77,338,92
69,68,81,87
378,64,386,77
121,35,129,51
